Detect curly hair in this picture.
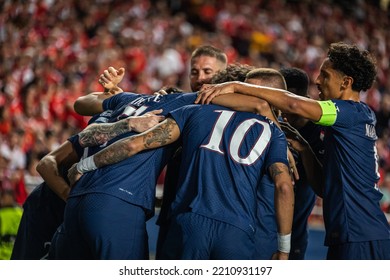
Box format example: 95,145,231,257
327,42,377,92
210,63,255,84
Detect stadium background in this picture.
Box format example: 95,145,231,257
0,0,389,259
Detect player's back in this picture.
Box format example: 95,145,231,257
169,104,288,235
69,92,197,218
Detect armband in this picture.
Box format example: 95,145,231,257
76,156,97,173
277,233,291,254
314,100,337,126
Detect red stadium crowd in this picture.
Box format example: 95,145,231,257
0,0,389,213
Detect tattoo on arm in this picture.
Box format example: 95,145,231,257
269,163,286,180
79,121,129,147
93,118,179,168
143,118,177,148
93,136,136,168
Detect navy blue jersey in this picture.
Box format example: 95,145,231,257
68,93,197,218
169,104,289,235
322,100,390,245
254,174,278,259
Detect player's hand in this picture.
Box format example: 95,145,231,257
99,66,125,91
128,109,165,133
153,86,183,96
78,123,111,148
195,82,236,104
153,89,168,96
271,251,289,260
67,163,83,187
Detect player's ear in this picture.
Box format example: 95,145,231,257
341,76,353,89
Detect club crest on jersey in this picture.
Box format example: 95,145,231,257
365,124,376,139
320,130,325,141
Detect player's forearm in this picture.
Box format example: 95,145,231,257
274,183,294,235
235,82,306,116
92,118,179,167
36,156,70,201
299,147,324,197
212,94,281,127
212,94,258,114
92,136,142,168
77,118,180,172
78,121,130,147
275,185,294,255
269,163,294,235
73,92,109,116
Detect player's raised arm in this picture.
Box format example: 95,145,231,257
74,67,125,116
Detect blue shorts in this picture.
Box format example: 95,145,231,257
327,239,390,260
253,230,277,260
49,193,149,260
161,212,256,260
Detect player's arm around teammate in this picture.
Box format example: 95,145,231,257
36,141,80,201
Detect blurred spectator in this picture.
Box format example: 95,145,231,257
380,173,390,213
0,129,26,171
0,188,23,260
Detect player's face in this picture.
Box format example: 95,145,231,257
190,55,225,91
315,58,344,101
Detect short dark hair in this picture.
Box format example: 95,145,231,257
327,42,377,92
211,63,254,84
279,67,309,96
191,45,227,65
246,68,287,90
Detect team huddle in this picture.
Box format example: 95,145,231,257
11,43,390,260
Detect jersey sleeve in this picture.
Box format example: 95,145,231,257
314,100,337,126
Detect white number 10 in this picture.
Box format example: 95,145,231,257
200,110,271,165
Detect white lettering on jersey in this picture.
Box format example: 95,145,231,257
118,105,149,120
200,110,234,154
374,145,380,191
201,110,271,165
132,97,147,107
230,119,271,165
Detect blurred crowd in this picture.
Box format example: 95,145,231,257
0,0,389,213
